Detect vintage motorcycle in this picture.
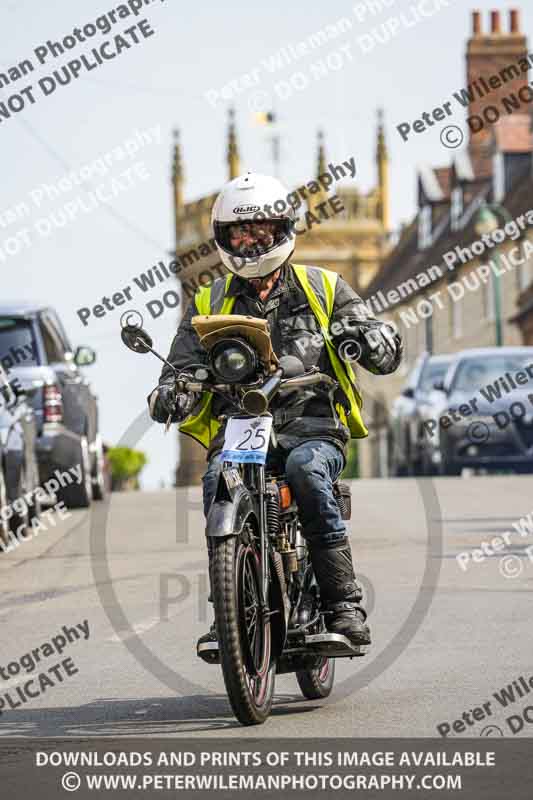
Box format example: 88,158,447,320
122,313,367,726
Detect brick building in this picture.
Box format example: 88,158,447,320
357,8,533,477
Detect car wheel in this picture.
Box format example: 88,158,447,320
420,450,438,476
57,436,93,509
0,466,11,550
91,434,107,501
10,465,30,539
439,457,462,477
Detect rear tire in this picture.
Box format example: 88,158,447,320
296,657,335,699
91,435,107,501
57,436,92,508
0,466,11,551
212,526,276,725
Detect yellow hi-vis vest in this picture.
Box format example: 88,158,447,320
178,265,368,449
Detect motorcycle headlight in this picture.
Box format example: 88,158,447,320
209,338,257,384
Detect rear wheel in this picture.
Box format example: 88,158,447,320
58,436,93,508
212,525,276,725
0,466,10,550
91,435,107,501
296,656,335,699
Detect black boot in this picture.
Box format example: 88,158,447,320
308,538,371,646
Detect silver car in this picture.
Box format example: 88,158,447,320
389,353,453,476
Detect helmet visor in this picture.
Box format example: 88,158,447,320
214,218,293,258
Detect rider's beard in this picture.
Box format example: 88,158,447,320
247,268,281,297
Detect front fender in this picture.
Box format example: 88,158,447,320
205,466,257,538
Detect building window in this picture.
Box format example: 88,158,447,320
418,206,432,250
450,187,463,231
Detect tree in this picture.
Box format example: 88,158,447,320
107,447,148,491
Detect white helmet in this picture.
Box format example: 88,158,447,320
211,172,296,280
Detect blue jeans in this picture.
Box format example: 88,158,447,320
201,439,347,546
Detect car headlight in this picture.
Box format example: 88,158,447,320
209,338,257,384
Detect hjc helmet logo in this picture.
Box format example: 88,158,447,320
233,205,260,214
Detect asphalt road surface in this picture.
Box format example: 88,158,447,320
0,475,531,738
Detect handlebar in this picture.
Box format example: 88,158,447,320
178,370,337,396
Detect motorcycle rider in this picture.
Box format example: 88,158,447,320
148,172,403,652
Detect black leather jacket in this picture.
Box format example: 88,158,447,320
157,262,402,461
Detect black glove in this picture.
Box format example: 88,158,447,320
148,382,198,424
358,322,403,373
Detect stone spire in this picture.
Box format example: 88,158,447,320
227,108,240,179
376,108,389,232
172,128,184,215
308,129,328,215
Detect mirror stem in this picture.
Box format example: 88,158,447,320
137,338,178,375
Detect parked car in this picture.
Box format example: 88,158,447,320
0,364,40,547
436,346,533,475
0,304,105,508
389,352,453,476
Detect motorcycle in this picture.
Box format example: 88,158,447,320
122,313,367,726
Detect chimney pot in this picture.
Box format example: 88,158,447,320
490,10,501,34
510,9,520,34
472,10,481,35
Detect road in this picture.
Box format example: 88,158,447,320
0,475,531,738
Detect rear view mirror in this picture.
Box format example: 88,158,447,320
121,326,153,354
402,387,415,399
433,380,446,392
74,345,96,366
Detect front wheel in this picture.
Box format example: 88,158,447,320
212,527,276,725
296,657,336,699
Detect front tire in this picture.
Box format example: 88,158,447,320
212,526,276,725
296,657,335,699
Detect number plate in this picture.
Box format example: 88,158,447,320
221,416,273,464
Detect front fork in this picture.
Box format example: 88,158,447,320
243,461,269,610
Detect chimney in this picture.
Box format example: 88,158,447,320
466,9,528,150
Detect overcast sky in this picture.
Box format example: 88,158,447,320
1,0,531,488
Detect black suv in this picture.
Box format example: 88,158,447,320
0,303,105,507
